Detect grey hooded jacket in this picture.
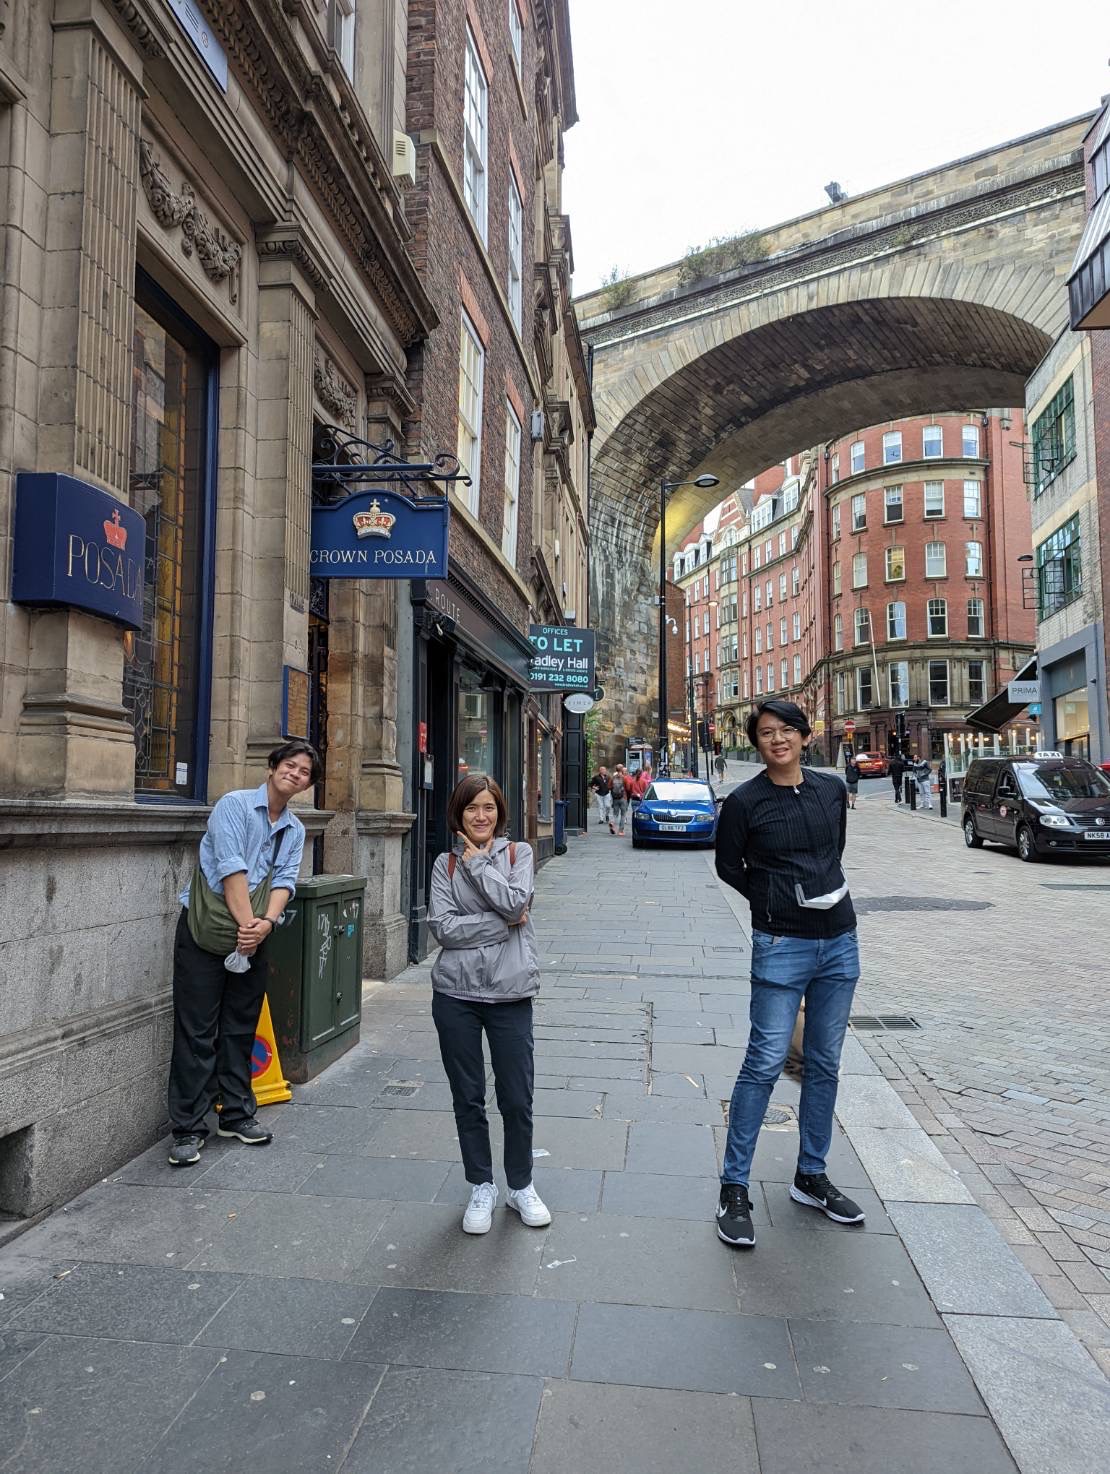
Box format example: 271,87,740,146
427,836,539,1002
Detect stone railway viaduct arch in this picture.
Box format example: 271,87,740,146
576,116,1093,755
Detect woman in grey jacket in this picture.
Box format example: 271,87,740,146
427,773,550,1235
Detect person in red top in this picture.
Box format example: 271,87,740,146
629,764,654,800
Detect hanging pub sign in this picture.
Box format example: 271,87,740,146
528,624,596,692
11,472,145,630
310,424,466,582
310,489,450,579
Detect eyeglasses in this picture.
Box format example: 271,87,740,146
756,726,800,742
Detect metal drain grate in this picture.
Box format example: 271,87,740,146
381,1083,420,1097
721,1101,798,1129
850,1015,921,1031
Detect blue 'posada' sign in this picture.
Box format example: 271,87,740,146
11,472,145,630
310,489,450,579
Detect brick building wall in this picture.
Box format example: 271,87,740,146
404,0,538,628
819,411,1033,757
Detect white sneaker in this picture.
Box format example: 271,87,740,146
462,1181,498,1234
505,1182,552,1227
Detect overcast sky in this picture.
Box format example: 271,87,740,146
563,1,1110,293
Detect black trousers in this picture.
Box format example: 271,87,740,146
167,910,269,1137
431,992,535,1190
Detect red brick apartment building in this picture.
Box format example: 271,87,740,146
707,416,1034,763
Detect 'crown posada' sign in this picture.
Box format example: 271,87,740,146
310,489,450,580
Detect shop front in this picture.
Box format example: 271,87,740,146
1039,627,1107,763
408,573,532,960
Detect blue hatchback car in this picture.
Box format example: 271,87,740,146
631,778,720,849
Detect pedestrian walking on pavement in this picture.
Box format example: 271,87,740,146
588,765,613,831
843,755,860,809
713,699,865,1247
914,756,935,810
888,751,906,803
427,774,551,1236
629,762,653,802
715,752,727,781
166,740,317,1167
609,765,630,835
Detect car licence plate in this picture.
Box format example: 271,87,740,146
1083,831,1110,841
657,822,687,832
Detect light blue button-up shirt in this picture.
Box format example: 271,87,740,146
179,783,305,908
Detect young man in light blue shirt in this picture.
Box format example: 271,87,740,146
167,741,318,1166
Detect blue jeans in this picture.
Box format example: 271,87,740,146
722,929,859,1186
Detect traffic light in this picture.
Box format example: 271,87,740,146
697,719,710,750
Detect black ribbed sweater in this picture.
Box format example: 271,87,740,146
715,770,855,938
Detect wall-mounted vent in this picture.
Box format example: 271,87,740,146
392,132,417,184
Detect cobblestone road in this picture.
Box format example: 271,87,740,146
830,775,1110,1375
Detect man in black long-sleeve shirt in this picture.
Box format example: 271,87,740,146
713,699,864,1248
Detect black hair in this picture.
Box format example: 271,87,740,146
268,739,322,785
745,699,812,748
447,773,508,836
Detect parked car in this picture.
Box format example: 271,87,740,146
961,753,1110,862
631,779,719,849
854,751,889,778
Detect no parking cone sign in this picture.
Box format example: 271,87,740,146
251,995,292,1106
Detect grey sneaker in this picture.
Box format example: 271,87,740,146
217,1118,273,1146
462,1181,498,1234
168,1134,204,1168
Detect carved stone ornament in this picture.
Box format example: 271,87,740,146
139,140,242,303
107,0,167,57
314,353,358,429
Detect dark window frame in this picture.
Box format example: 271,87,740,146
128,270,219,805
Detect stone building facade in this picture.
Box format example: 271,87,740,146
398,0,590,954
1024,333,1107,760
0,0,589,1220
1067,97,1110,756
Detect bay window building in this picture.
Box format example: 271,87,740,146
1013,331,1107,761
821,412,1034,758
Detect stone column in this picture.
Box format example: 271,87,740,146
243,249,316,778
14,8,142,798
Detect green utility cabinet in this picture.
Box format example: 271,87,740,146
266,874,366,1082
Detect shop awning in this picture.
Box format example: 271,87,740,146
964,655,1038,733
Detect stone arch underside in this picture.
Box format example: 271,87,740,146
588,293,1055,753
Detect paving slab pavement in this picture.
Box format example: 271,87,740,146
1,815,1107,1472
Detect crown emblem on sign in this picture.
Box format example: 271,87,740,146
352,497,396,540
103,508,128,549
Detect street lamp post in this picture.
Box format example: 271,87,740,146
658,472,719,772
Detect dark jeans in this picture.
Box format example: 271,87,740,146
432,991,535,1190
167,910,269,1138
722,930,859,1185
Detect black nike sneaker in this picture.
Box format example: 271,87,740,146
790,1171,865,1224
716,1183,755,1246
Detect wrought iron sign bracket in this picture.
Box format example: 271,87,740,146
311,423,470,504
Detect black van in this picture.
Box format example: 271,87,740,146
961,753,1110,862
